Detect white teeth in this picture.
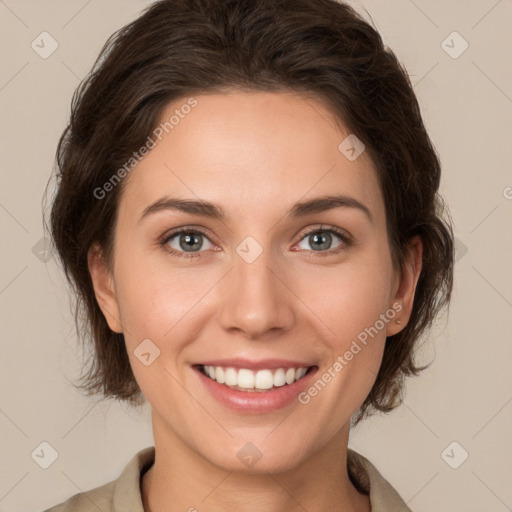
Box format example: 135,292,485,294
237,369,255,389
201,365,311,390
296,367,308,380
273,368,286,387
285,368,296,385
224,367,238,386
254,369,274,390
215,366,225,384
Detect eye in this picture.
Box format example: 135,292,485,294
160,228,215,259
295,225,351,257
160,224,352,260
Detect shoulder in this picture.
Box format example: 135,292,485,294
42,481,115,512
347,448,414,512
41,446,155,512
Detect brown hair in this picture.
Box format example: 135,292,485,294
44,0,454,426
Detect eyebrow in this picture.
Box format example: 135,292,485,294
138,194,373,224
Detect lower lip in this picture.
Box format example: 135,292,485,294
194,366,318,414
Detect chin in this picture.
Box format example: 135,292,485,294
200,439,311,475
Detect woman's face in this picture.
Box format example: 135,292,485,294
90,90,420,473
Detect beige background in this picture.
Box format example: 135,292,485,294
1,0,511,511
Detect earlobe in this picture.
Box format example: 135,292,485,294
387,235,423,337
87,243,123,333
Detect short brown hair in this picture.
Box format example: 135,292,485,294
45,0,454,426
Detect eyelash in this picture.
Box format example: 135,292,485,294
159,225,352,260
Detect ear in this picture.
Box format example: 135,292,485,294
87,242,123,333
386,235,423,337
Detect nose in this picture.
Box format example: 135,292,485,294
217,248,296,340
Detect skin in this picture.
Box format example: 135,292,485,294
88,90,422,512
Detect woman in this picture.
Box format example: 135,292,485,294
43,0,454,510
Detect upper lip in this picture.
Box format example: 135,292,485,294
194,358,316,371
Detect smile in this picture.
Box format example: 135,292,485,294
198,364,314,392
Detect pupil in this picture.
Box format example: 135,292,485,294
180,233,201,251
311,232,331,251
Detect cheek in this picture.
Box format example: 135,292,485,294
290,266,392,436
113,249,216,349
293,253,393,345
113,262,207,396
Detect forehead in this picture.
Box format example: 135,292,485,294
119,91,384,224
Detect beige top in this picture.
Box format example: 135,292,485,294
43,446,413,512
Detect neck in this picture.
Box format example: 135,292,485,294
141,411,370,512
